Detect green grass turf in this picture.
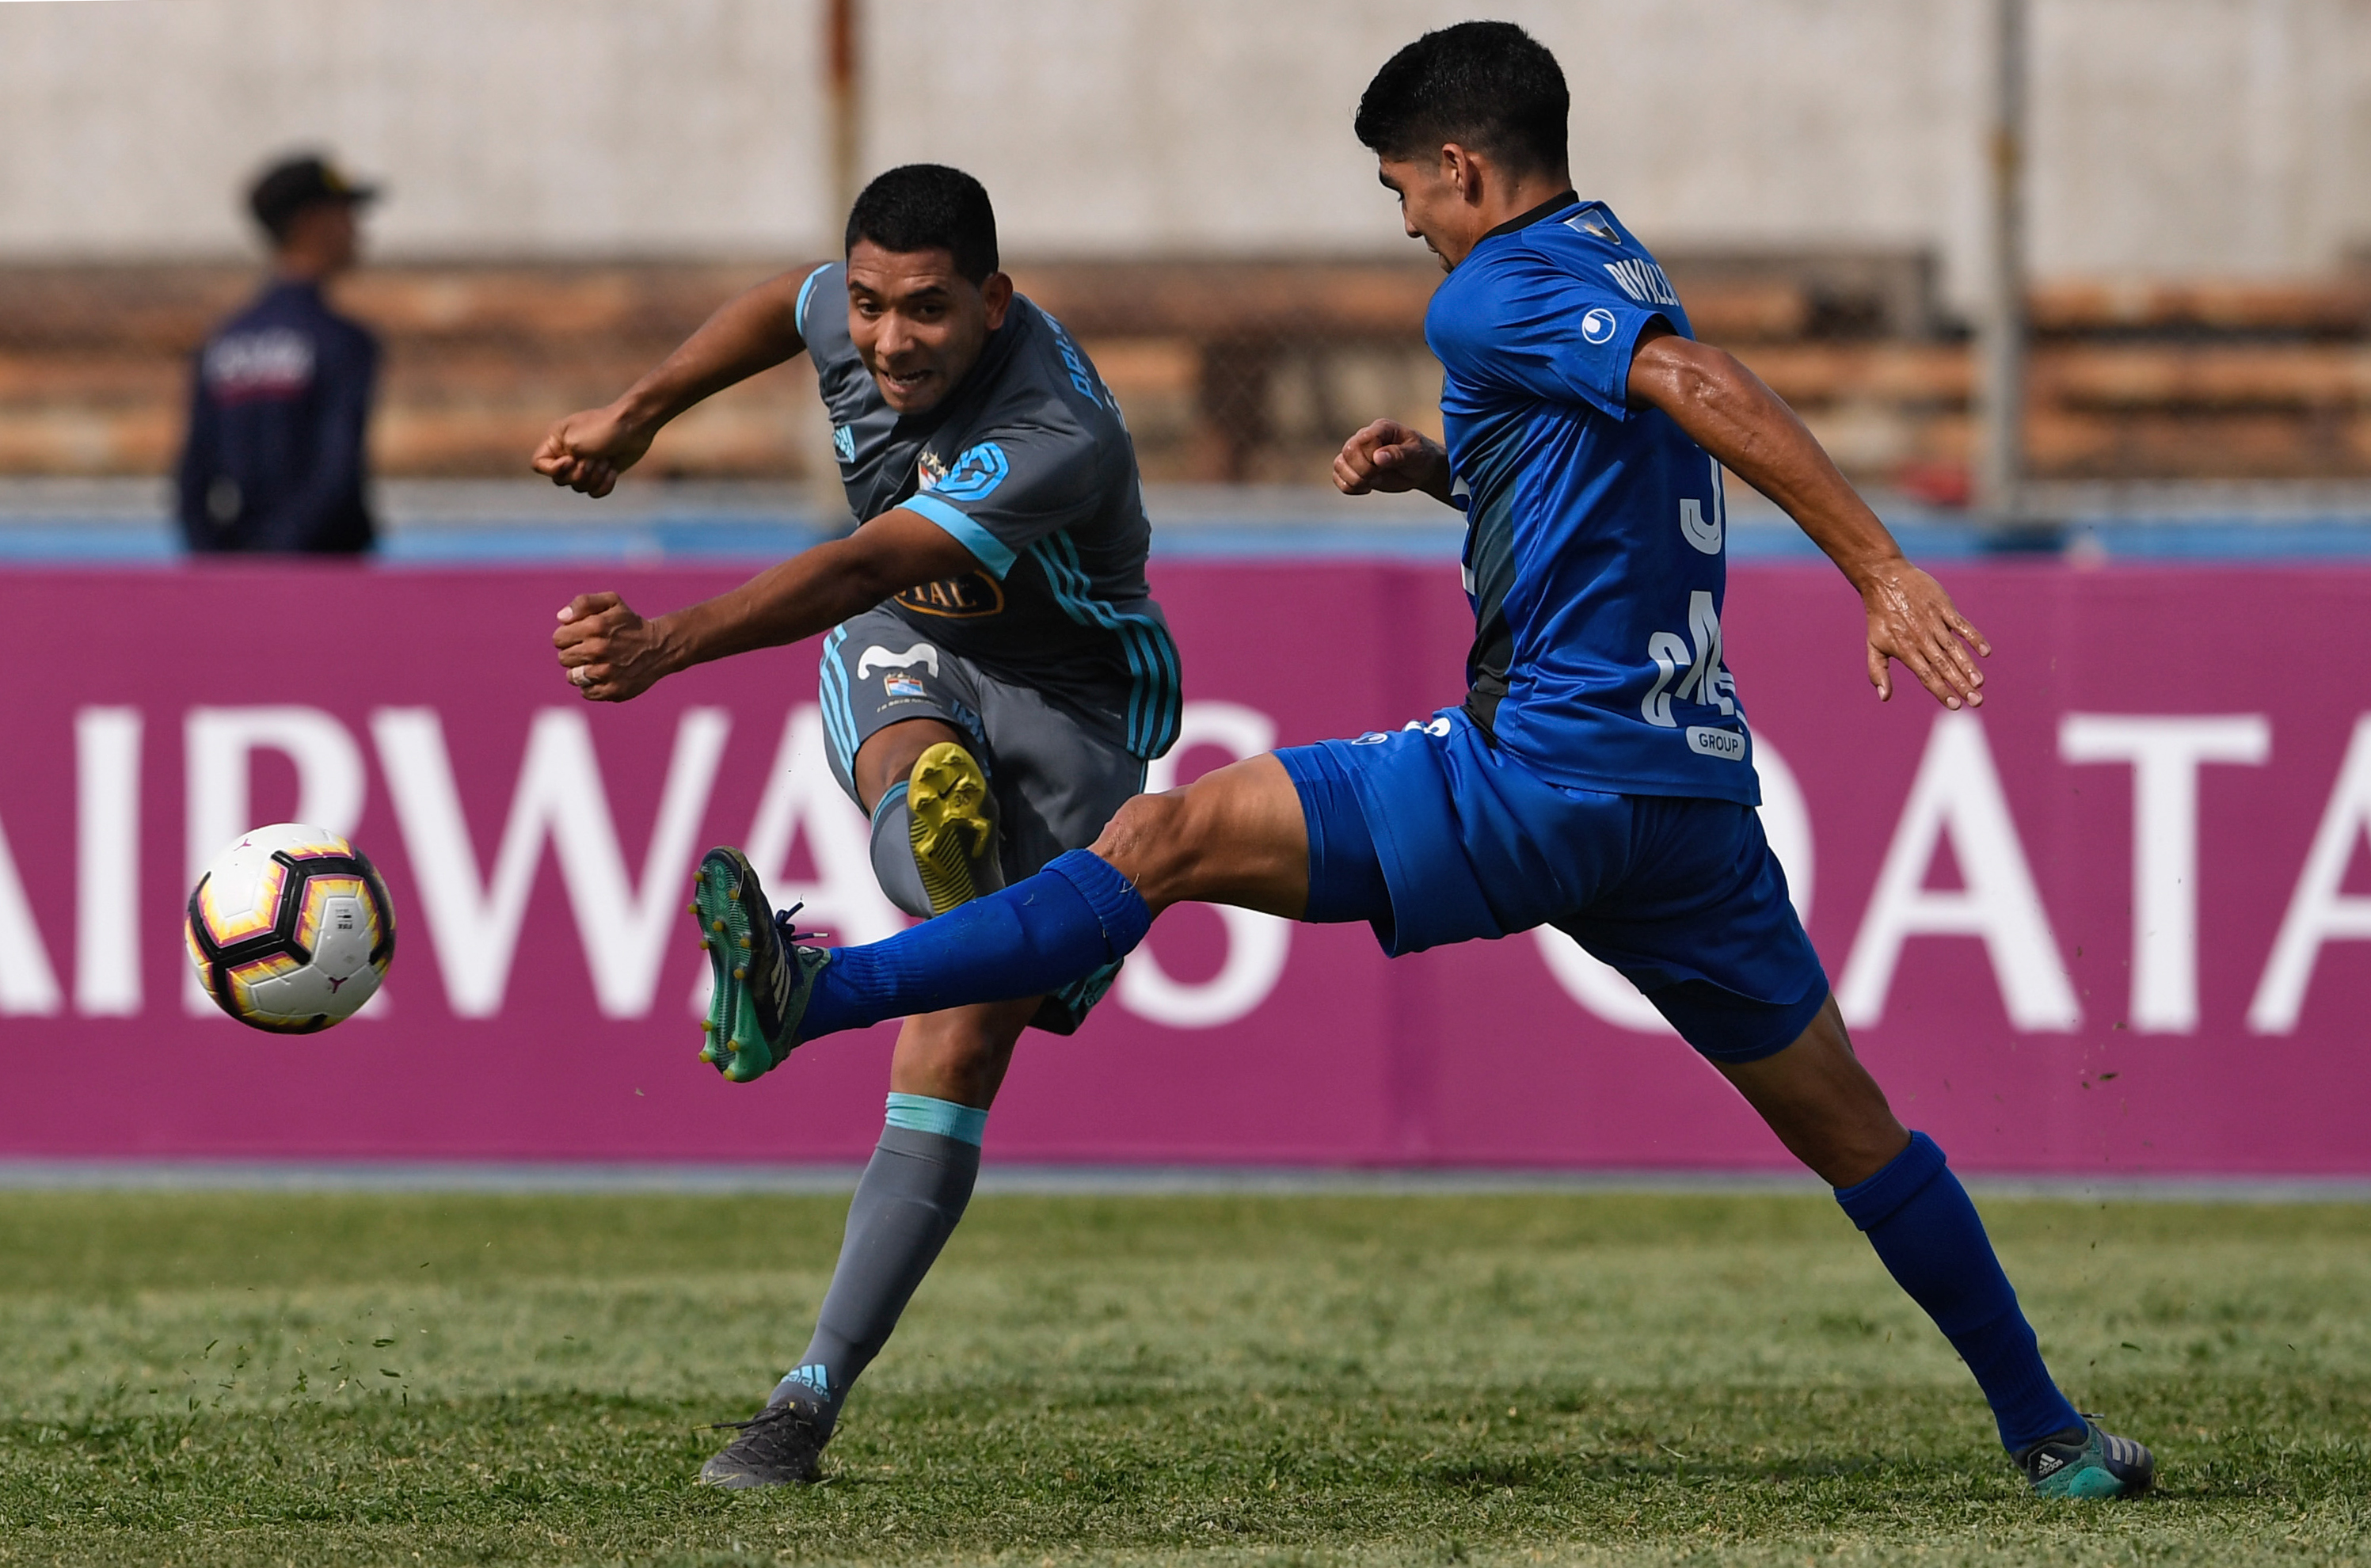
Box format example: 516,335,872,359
0,1190,2365,1566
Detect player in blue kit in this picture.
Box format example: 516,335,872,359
689,25,2155,1499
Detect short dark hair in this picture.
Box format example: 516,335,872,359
1354,21,1569,175
844,164,999,284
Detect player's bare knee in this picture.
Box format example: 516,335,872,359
854,717,966,812
1090,790,1200,904
1090,788,1176,863
891,1007,1022,1105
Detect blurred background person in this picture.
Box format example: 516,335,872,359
175,154,381,555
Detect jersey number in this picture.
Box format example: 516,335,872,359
1680,456,1725,554
1642,590,1736,727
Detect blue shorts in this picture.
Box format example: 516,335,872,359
1277,710,1829,1065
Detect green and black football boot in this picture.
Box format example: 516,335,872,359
690,847,830,1083
2015,1417,2156,1499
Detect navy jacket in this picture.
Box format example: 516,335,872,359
176,280,379,554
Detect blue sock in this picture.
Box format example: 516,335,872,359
1835,1132,2084,1452
798,850,1151,1037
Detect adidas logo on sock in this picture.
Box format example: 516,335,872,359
782,1364,831,1399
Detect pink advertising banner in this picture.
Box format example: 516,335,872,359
1,561,2367,1175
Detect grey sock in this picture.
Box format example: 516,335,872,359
774,1124,980,1433
867,782,935,919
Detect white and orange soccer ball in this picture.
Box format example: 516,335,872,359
184,823,397,1032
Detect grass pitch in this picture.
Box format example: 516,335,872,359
0,1188,2365,1566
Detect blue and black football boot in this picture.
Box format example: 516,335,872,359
690,847,830,1083
2015,1417,2156,1499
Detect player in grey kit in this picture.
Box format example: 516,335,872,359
535,165,1178,1485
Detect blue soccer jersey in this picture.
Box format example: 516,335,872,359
1428,193,1756,806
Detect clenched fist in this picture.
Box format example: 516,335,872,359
1333,418,1455,503
554,592,673,702
533,404,656,499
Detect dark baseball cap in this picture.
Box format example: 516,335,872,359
249,154,380,238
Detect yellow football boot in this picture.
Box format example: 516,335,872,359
905,741,998,916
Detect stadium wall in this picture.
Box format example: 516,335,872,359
1,561,2366,1176
4,1,2369,306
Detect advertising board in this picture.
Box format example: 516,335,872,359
2,561,2365,1174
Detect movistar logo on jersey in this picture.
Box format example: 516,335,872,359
856,642,939,680
832,424,855,463
929,442,1010,502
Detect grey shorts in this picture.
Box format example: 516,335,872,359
816,607,1147,1029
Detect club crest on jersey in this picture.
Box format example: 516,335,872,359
1565,206,1621,245
921,441,1010,502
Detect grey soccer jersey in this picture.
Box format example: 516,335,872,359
797,264,1181,760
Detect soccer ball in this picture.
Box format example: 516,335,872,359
185,823,397,1032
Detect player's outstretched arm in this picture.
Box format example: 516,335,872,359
1333,418,1458,504
1627,328,1992,710
554,510,977,701
532,268,814,498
